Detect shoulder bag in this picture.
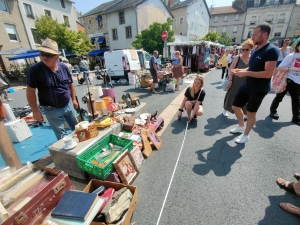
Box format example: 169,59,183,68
222,56,240,91
271,55,295,94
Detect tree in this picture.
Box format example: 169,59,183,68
201,31,220,43
34,15,94,55
132,18,175,55
219,32,232,46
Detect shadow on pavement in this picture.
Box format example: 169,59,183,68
170,117,189,134
253,116,292,139
193,135,245,176
204,114,237,136
258,193,300,225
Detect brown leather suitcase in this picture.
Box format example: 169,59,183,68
2,168,72,225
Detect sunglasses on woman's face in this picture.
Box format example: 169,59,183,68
40,51,57,59
242,49,250,51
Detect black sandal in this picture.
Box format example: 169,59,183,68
276,178,296,195
294,174,300,181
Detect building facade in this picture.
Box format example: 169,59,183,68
81,0,173,51
286,2,300,41
0,0,31,72
169,0,210,42
243,3,294,43
209,5,246,45
18,0,78,49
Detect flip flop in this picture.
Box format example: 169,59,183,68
276,178,298,196
294,173,300,181
280,203,300,217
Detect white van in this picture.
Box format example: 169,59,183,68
104,50,152,79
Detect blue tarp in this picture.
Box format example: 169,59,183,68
88,49,107,56
97,37,105,43
59,49,77,57
8,51,40,61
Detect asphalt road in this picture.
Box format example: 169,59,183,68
4,69,300,224
131,69,300,225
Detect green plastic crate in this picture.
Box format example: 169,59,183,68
76,134,133,179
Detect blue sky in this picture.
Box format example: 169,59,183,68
73,0,233,14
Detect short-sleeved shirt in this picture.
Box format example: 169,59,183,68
27,62,73,107
149,56,157,71
279,52,300,84
80,60,88,69
246,43,279,93
184,87,206,105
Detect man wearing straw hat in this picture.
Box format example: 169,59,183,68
26,38,78,140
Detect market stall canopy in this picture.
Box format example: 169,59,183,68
97,37,105,43
5,47,32,55
8,51,40,61
59,49,77,57
167,41,218,47
87,49,107,56
0,51,11,55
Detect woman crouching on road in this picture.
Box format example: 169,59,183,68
178,76,206,123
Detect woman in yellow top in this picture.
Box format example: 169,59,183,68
219,49,230,80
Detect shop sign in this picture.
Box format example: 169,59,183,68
89,32,104,38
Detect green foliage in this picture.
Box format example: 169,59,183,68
34,15,95,55
201,31,220,42
219,32,232,46
132,18,175,54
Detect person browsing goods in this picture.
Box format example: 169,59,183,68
269,40,300,125
178,76,206,123
26,38,78,140
230,24,279,144
149,50,159,94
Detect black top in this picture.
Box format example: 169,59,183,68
184,87,206,105
27,62,73,107
247,43,279,93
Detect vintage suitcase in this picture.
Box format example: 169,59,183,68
2,167,72,225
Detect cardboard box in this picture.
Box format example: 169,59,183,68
83,180,138,225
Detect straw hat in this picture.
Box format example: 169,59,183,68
37,38,61,55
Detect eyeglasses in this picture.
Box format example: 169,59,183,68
40,51,57,59
241,49,250,51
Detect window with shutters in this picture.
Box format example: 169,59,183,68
250,16,256,25
235,14,239,21
24,3,34,19
44,9,52,18
0,0,8,12
278,14,285,23
224,15,228,22
63,15,70,27
214,16,218,23
112,29,118,40
222,26,226,32
233,26,237,33
119,11,125,24
274,26,282,37
5,24,19,41
126,26,132,38
265,15,273,23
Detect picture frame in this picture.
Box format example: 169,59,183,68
76,129,91,142
147,129,162,150
130,145,144,169
113,150,139,185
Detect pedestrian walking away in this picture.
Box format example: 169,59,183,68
177,76,206,123
230,24,279,144
223,39,254,118
219,49,230,80
269,40,300,125
149,50,159,94
26,38,78,140
172,51,184,91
